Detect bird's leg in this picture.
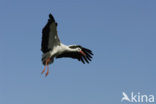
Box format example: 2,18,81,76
45,65,49,77
45,58,50,77
41,58,50,75
41,65,46,75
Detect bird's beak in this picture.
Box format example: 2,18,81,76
80,51,86,56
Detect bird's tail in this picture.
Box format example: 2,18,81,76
42,52,51,65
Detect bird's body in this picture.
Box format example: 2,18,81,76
41,13,93,76
42,43,76,64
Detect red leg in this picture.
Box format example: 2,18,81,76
45,65,49,77
41,58,50,75
45,58,50,77
41,65,46,74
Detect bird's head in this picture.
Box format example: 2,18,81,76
69,45,86,56
76,47,86,56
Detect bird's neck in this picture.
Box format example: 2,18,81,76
61,44,77,52
68,48,77,52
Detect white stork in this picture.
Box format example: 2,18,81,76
41,13,93,76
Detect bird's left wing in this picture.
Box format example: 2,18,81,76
41,13,60,53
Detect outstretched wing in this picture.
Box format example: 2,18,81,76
56,45,93,64
41,13,60,53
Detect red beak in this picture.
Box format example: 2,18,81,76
80,51,86,56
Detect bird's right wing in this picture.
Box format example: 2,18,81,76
41,13,60,53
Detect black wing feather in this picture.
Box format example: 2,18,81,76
41,14,59,53
56,45,93,64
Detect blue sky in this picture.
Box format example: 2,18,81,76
0,0,156,104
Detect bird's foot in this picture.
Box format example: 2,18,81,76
45,71,49,77
41,66,46,74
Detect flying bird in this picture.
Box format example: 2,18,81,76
41,13,93,76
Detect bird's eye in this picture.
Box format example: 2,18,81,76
77,48,80,51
